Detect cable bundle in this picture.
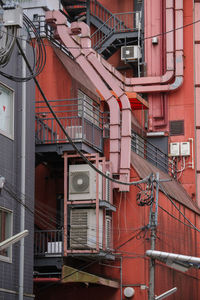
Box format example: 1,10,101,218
0,13,46,81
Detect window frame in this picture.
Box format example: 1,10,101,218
0,206,13,263
0,82,15,140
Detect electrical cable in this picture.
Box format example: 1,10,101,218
159,184,200,233
38,226,147,293
0,13,46,81
15,38,152,187
0,13,199,51
158,204,199,231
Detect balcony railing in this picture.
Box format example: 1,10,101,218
34,230,63,256
35,98,108,152
131,131,177,178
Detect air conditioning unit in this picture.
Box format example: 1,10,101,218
69,164,102,201
121,45,142,61
70,208,103,249
66,126,85,140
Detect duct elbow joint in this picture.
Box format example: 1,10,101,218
170,76,183,90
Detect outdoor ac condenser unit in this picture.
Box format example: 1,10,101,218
70,208,103,249
69,164,103,201
121,45,141,61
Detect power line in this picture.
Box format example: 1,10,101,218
158,204,199,231
1,15,200,50
159,184,200,233
15,38,152,187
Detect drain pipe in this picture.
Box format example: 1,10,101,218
101,0,175,87
70,21,132,189
46,11,121,174
19,35,26,300
95,0,183,94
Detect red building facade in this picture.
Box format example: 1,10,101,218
33,0,200,299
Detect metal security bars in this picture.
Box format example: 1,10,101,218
34,230,63,256
131,131,177,178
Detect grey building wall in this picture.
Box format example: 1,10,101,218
0,39,35,299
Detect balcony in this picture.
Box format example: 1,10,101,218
35,98,108,154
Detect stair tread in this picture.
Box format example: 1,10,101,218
61,0,86,5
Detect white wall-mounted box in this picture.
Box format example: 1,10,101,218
170,142,180,156
180,142,190,156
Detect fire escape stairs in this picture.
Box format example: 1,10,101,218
61,0,141,60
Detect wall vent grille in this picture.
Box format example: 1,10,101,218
169,120,184,136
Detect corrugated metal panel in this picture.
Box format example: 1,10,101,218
131,151,200,214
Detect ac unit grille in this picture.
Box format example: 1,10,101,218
69,171,90,194
70,210,88,249
121,45,141,60
70,228,88,249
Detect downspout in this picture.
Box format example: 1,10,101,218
132,0,184,94
19,36,26,300
94,0,184,94
46,11,121,174
71,21,132,189
99,0,175,87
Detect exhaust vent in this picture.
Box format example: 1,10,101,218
169,120,184,136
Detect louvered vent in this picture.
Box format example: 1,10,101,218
106,217,112,249
70,210,88,249
105,171,110,202
169,120,184,136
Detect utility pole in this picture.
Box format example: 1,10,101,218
148,172,159,300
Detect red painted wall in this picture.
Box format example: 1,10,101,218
34,2,200,299
35,165,200,300
168,0,195,198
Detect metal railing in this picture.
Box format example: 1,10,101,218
35,98,107,151
91,11,141,50
31,15,73,59
34,230,63,256
131,131,177,178
90,0,127,29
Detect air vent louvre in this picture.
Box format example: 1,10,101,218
169,120,184,136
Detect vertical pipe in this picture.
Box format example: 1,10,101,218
148,212,156,300
19,35,26,300
64,153,68,256
96,154,99,251
120,257,123,300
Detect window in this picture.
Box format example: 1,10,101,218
0,83,14,139
0,207,13,262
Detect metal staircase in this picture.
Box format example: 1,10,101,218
61,0,142,60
